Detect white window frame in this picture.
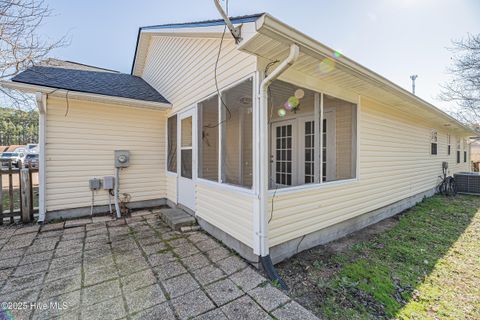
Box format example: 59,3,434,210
430,129,438,156
447,133,451,156
166,114,178,177
195,74,256,194
267,85,360,195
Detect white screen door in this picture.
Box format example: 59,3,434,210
177,107,196,210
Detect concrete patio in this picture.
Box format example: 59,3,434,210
0,209,318,320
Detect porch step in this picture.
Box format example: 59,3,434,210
157,208,197,231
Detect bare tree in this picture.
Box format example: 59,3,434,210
0,0,66,108
440,34,480,129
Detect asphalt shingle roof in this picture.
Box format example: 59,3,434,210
12,66,169,104
140,13,264,30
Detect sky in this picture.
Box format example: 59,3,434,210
31,0,480,112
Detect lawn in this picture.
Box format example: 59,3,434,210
1,187,39,219
277,195,480,320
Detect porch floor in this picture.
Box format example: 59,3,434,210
0,210,318,320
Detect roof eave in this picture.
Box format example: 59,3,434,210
249,14,475,136
1,80,172,110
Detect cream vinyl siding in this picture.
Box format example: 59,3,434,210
141,36,256,113
196,183,254,247
268,97,470,247
46,97,167,212
166,174,177,204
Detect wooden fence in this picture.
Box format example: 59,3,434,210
0,159,38,224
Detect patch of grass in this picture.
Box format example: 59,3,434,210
1,186,39,212
278,195,480,319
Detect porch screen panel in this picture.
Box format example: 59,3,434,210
167,115,177,172
221,78,253,188
181,117,193,179
198,95,219,181
323,95,357,181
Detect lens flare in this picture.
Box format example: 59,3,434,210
277,108,287,117
318,57,336,74
0,308,14,320
288,96,300,109
333,50,342,59
294,89,305,99
284,101,292,111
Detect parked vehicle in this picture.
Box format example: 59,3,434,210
24,153,39,168
0,152,24,168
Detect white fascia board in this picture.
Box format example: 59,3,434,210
0,81,171,110
251,14,474,136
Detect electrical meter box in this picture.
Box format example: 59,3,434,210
114,150,130,168
103,176,115,190
89,178,101,190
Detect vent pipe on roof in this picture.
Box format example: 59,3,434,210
213,0,242,43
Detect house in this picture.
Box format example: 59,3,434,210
1,13,473,268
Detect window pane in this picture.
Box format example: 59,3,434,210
181,149,192,178
167,115,177,172
198,95,219,181
181,117,192,148
222,78,253,188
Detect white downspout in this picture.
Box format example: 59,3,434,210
257,44,300,257
36,92,47,223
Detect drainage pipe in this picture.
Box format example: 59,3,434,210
257,44,300,288
35,92,47,224
114,167,121,218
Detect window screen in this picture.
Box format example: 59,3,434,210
221,78,253,188
167,115,177,172
198,95,219,181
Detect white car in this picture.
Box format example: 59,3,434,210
0,152,25,168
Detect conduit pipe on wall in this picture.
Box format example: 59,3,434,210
256,44,299,288
114,167,121,218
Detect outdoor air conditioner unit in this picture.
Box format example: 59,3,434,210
454,172,480,194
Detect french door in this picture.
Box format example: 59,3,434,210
177,107,196,210
270,117,317,188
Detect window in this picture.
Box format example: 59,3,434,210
430,130,438,155
268,80,357,189
457,138,461,164
167,115,177,172
221,78,253,188
464,138,468,163
447,134,451,155
180,116,193,179
198,95,219,181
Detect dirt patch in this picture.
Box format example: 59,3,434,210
276,195,480,320
325,217,398,253
276,217,399,318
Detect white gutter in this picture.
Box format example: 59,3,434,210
250,14,475,136
35,92,47,223
0,81,172,110
255,44,299,256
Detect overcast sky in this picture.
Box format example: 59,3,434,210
36,0,480,112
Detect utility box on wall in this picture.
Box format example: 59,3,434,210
114,150,130,168
103,176,115,190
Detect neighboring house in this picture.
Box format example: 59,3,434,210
1,13,474,265
470,139,480,168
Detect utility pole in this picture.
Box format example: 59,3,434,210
410,75,418,95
